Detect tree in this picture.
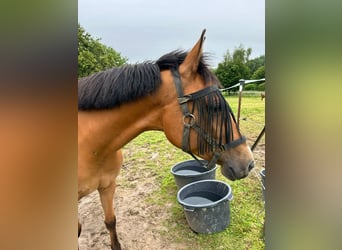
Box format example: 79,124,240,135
251,65,265,80
214,45,252,89
78,24,127,77
246,55,265,76
250,65,265,91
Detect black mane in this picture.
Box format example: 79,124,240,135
78,50,219,110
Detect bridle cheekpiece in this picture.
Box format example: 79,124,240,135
171,68,246,169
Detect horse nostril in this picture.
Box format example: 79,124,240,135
248,161,255,172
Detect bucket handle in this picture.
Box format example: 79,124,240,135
184,207,195,212
226,192,233,201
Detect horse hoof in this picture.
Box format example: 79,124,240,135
112,244,122,250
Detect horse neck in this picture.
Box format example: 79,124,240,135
78,95,164,152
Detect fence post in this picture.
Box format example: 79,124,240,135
237,79,245,127
251,126,265,151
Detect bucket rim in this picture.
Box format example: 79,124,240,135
170,160,218,177
259,168,265,177
177,180,233,209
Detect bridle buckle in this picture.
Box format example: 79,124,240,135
182,113,196,127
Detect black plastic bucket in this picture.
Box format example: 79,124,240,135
177,180,233,234
260,168,265,201
170,160,217,190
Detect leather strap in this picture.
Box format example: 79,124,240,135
170,68,246,169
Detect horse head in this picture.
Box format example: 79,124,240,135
159,30,254,181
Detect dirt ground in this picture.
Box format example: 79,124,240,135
78,159,188,250
78,144,265,250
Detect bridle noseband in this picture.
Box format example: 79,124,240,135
171,68,246,169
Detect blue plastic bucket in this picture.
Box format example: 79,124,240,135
170,160,217,190
177,180,233,234
260,168,265,201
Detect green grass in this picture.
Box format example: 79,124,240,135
122,95,265,249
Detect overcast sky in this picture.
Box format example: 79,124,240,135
78,0,264,67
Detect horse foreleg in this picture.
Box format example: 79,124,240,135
98,183,121,250
78,219,82,237
78,219,82,250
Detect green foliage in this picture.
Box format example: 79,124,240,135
240,83,265,92
256,82,265,91
247,55,265,76
78,24,127,78
214,46,265,91
244,83,257,91
246,66,266,91
215,45,251,88
252,65,265,80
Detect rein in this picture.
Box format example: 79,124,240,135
171,68,246,169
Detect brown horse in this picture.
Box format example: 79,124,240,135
261,92,266,100
78,30,254,250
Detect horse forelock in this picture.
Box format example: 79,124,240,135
156,50,221,87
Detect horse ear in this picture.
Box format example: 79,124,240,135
179,29,206,78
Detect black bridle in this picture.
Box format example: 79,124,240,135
171,68,246,169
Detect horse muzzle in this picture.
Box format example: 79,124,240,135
221,160,254,181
